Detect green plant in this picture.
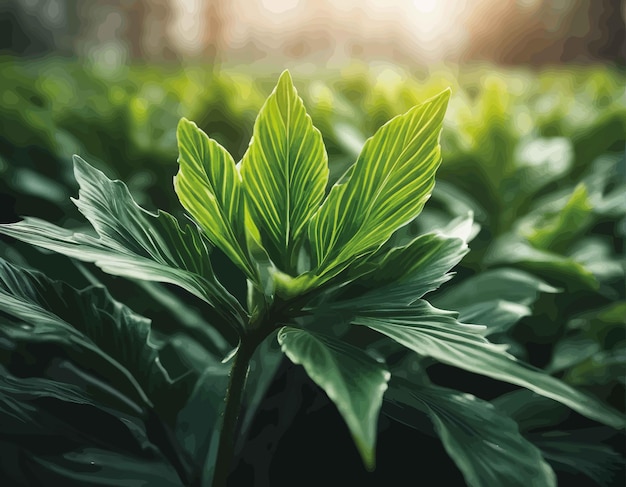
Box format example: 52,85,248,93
0,70,623,487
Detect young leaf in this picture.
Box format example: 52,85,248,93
354,302,625,429
240,70,328,273
175,118,257,280
386,378,557,487
0,156,246,333
277,327,390,469
308,88,451,280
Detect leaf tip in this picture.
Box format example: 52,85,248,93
177,116,194,133
278,69,293,85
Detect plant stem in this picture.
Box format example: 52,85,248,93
211,338,256,487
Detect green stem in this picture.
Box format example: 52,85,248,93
210,337,257,487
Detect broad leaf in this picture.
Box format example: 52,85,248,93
240,70,328,273
175,118,256,280
433,268,558,310
21,448,184,487
0,156,246,333
533,431,624,487
452,300,533,336
385,378,556,487
277,326,390,469
353,302,625,429
524,183,593,253
308,88,451,280
485,235,598,290
431,268,559,335
328,231,468,311
0,366,185,486
0,258,179,415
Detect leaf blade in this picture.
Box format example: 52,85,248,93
277,326,390,469
240,70,328,273
386,378,557,487
308,89,451,280
354,302,625,429
175,118,256,280
0,156,246,333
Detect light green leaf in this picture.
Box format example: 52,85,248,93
525,184,593,252
175,117,256,280
240,70,328,273
354,302,625,429
514,137,573,194
277,326,390,469
0,156,245,333
386,379,556,487
308,88,451,281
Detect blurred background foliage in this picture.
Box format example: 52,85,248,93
0,0,624,485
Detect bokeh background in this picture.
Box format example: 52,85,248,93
0,1,625,486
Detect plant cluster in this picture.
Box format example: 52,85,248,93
0,66,624,486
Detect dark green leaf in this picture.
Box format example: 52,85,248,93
0,156,246,332
277,326,390,469
386,378,556,487
354,302,625,429
0,258,176,413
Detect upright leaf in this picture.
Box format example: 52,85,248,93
354,302,625,429
308,89,450,280
175,118,256,280
386,379,556,487
0,156,246,333
240,70,328,273
277,327,390,469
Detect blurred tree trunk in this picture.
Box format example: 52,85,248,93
462,0,625,66
203,0,227,70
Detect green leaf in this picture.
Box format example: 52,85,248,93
308,88,451,281
533,431,624,486
431,268,559,335
385,379,556,487
452,300,533,336
0,365,185,487
433,268,559,310
524,184,593,253
353,302,625,429
175,118,257,281
23,448,184,487
0,258,178,415
0,156,246,333
328,231,468,311
514,137,573,194
485,235,598,290
240,70,328,273
277,326,390,469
